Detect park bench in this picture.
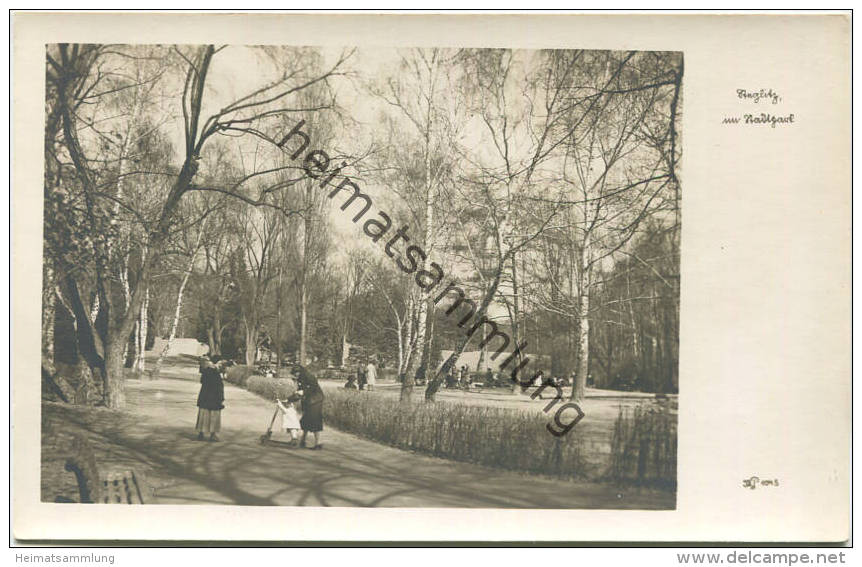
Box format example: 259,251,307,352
98,470,149,504
56,434,150,504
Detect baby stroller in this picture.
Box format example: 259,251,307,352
258,379,301,444
259,405,281,444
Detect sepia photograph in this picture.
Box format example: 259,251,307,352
14,11,850,546
40,43,681,509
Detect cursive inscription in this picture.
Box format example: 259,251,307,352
723,88,795,126
737,88,782,104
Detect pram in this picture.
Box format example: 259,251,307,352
259,394,301,445
259,406,280,444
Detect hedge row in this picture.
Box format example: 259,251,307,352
323,388,589,479
228,372,676,487
224,365,255,388
245,375,299,402
608,404,678,488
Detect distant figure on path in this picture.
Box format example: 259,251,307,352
533,370,545,391
445,367,457,388
460,365,470,389
196,355,224,442
357,364,367,390
293,365,325,450
365,359,377,391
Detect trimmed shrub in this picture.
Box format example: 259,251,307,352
322,389,587,480
245,375,298,402
225,365,255,387
608,404,677,489
229,373,676,488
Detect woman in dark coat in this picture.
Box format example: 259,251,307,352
196,356,225,441
293,365,325,450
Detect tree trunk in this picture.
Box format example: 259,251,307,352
396,325,405,376
509,250,523,372
403,157,436,401
42,261,56,366
299,281,308,365
152,265,195,377
207,326,217,357
54,45,215,408
244,319,257,366
341,334,350,368
401,293,425,402
425,310,435,370
475,285,488,372
134,285,149,374
59,274,109,404
298,184,315,366
572,242,591,402
404,301,427,401
103,338,126,408
573,292,590,401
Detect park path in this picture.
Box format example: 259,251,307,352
86,358,673,509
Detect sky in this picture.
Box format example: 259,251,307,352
106,44,673,323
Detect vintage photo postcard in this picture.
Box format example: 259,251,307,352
11,12,851,543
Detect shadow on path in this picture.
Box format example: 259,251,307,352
44,359,674,509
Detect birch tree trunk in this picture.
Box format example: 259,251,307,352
299,282,308,365
572,239,591,402
151,221,205,377
401,296,416,378
509,250,523,371
402,102,436,402
396,324,405,376
298,185,313,366
244,318,257,367
134,285,149,374
119,257,131,364
341,335,350,368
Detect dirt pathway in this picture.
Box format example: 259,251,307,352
55,359,673,509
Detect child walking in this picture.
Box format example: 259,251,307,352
276,393,302,447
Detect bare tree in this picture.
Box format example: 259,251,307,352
45,43,351,407
529,50,683,401
370,48,464,401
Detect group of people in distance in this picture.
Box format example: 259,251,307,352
443,365,578,392
444,365,480,389
343,359,378,391
336,357,582,394
194,354,326,450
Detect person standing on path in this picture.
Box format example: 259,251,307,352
365,359,377,392
293,365,325,450
195,355,224,442
357,363,367,390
